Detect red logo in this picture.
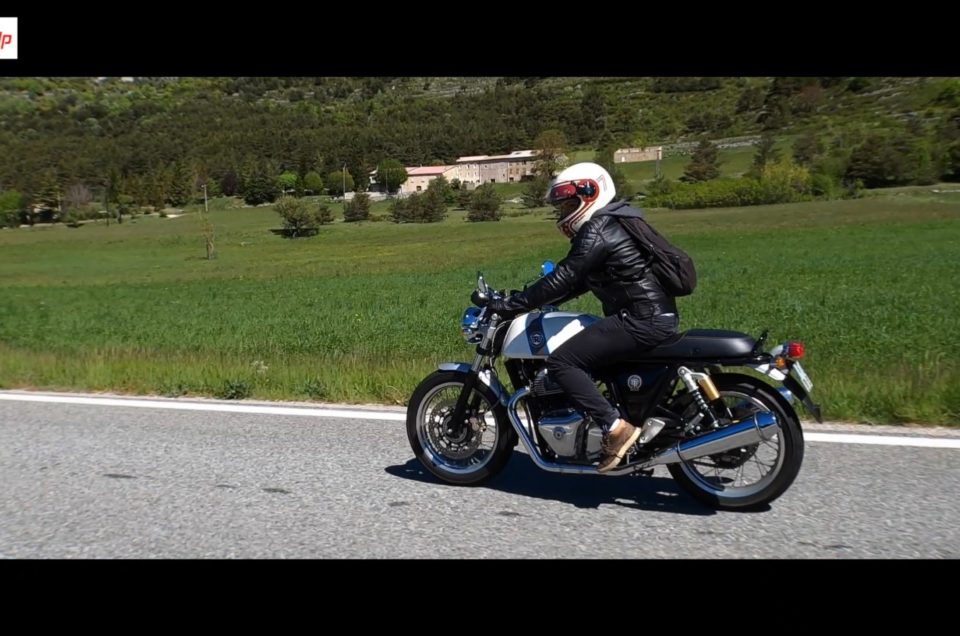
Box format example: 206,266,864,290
0,17,17,59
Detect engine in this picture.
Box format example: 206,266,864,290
537,409,605,459
530,368,605,459
506,361,606,460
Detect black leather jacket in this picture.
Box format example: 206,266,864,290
506,201,677,319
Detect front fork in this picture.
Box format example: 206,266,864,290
447,351,487,438
447,314,501,438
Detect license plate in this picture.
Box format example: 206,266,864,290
791,361,814,393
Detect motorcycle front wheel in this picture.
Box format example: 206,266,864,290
406,370,514,486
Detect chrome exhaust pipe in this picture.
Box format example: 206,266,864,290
506,388,779,474
643,411,779,467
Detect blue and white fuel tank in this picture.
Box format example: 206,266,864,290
501,311,599,360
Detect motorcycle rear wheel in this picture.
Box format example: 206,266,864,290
667,374,804,511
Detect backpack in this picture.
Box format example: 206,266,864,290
616,216,697,297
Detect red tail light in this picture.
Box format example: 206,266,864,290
785,341,805,359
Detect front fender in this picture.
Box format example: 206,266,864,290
437,362,510,406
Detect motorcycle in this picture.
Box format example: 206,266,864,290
406,262,822,510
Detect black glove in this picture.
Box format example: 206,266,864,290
487,293,529,319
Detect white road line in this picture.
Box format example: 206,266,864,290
0,393,406,421
803,432,960,449
2,392,959,448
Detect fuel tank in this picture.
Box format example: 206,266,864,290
501,311,599,359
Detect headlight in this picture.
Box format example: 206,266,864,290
461,307,483,343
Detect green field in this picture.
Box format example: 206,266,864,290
570,141,793,186
1,191,959,424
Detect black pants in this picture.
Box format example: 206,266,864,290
545,311,679,432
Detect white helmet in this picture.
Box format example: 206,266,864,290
547,162,615,238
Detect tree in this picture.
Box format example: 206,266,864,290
681,138,721,182
580,84,606,140
845,134,909,188
343,191,370,222
295,155,310,198
736,85,766,113
242,166,280,205
907,137,938,185
759,159,813,199
792,130,824,166
376,159,408,194
428,174,452,203
760,77,811,130
125,174,148,211
644,174,674,198
422,177,449,222
748,132,781,178
0,189,23,228
275,196,321,237
793,84,825,115
467,184,502,222
64,183,92,212
943,142,960,181
521,175,550,208
147,169,167,211
220,170,239,197
532,129,568,179
302,170,324,195
316,201,334,224
327,169,354,197
105,166,123,223
847,77,874,93
277,171,298,195
389,196,412,223
166,161,192,207
35,168,62,214
456,187,472,209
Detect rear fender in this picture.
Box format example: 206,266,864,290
744,364,822,423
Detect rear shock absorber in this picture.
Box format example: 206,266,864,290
678,366,721,429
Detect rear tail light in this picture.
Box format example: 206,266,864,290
785,341,805,359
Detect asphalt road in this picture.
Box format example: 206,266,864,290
1,392,957,558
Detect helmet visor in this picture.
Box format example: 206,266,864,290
548,181,578,205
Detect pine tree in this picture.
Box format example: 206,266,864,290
343,192,370,222
749,132,782,178
467,184,502,222
681,139,721,182
792,130,824,166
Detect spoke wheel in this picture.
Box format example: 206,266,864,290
667,374,804,510
406,371,514,486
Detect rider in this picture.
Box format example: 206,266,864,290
488,162,680,472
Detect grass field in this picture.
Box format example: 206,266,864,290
1,190,958,424
570,141,793,186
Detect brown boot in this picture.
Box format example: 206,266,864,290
597,419,641,473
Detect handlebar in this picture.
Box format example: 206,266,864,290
470,288,504,308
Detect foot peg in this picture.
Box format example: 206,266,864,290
638,417,667,445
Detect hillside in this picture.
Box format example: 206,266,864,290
1,76,956,202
